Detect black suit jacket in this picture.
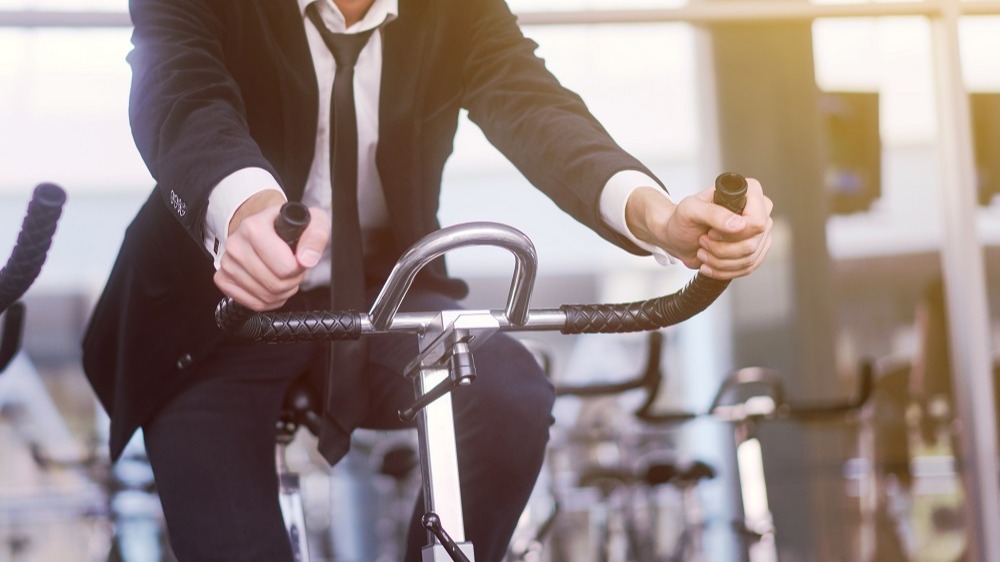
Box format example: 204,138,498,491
83,0,660,460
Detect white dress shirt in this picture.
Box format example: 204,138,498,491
203,0,674,287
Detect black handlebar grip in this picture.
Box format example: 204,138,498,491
232,311,363,342
0,183,67,314
0,301,25,372
714,172,748,214
216,202,312,332
561,173,748,335
560,271,727,334
274,201,311,251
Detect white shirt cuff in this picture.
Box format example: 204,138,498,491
204,167,286,269
599,170,679,266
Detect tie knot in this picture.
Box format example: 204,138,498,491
307,3,375,68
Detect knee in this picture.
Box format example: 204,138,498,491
463,335,555,451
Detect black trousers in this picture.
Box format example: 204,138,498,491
142,288,555,562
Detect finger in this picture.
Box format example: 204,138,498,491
699,236,757,264
225,228,300,289
705,195,771,243
220,234,303,303
684,194,747,236
223,253,303,303
295,207,330,269
219,284,298,312
699,217,773,260
749,231,773,271
217,255,302,309
718,232,772,279
698,227,774,280
740,178,772,225
697,237,763,274
213,269,298,312
243,218,302,281
214,273,267,311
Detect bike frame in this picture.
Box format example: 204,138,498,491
220,221,732,562
218,174,747,561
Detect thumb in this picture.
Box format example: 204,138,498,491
686,192,746,234
719,210,747,233
294,207,330,269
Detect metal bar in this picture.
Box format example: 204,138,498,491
0,10,130,28
364,309,566,336
929,1,1000,561
369,222,537,331
518,1,940,26
959,1,1000,16
8,2,1000,30
415,367,466,544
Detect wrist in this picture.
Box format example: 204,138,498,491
228,190,286,235
625,186,675,246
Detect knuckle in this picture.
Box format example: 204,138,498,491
213,272,231,292
740,239,759,257
262,278,286,295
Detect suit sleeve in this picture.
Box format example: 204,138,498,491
459,0,664,254
127,0,280,247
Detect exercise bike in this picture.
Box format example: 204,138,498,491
216,173,751,561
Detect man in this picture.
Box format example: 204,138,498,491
82,0,773,560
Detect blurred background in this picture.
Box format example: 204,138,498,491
2,0,1000,561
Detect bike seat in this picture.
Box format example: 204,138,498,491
577,466,635,496
643,461,679,487
644,458,715,488
672,460,716,487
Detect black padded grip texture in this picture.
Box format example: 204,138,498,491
561,275,728,334
216,297,254,333
274,201,310,251
714,172,748,213
0,301,25,372
0,183,66,314
232,311,363,342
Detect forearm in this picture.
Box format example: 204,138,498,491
128,0,275,244
460,0,661,252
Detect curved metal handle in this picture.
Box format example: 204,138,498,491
369,222,538,330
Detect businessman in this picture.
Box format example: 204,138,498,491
82,0,774,560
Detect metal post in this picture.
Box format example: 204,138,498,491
929,2,1000,561
416,367,467,541
12,1,1000,30
415,363,475,562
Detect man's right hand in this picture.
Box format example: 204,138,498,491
213,190,330,311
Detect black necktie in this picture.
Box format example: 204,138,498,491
307,4,375,461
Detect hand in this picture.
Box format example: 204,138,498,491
625,178,773,280
213,190,331,311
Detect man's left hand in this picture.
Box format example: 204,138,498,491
625,178,773,280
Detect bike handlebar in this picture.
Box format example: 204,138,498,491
781,359,874,420
0,183,66,314
214,203,312,331
554,331,663,398
217,174,748,341
636,360,875,425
